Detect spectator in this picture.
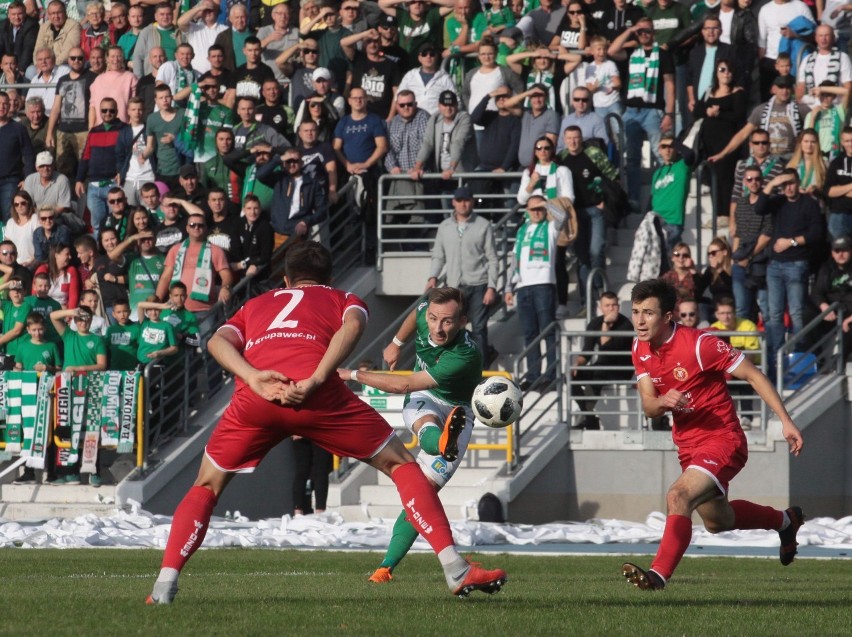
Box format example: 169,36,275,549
69,287,107,335
343,27,402,120
609,18,676,209
155,43,198,106
87,44,106,76
212,2,254,73
144,85,186,189
229,36,274,101
731,166,773,322
379,0,454,68
397,43,456,118
75,97,126,236
516,0,567,46
153,194,190,254
50,307,106,391
257,147,328,248
686,16,733,117
28,47,70,113
427,186,499,365
205,187,240,260
205,44,236,108
26,272,62,344
462,39,523,124
825,126,852,239
138,182,166,224
32,204,71,265
471,86,521,175
136,46,166,118
4,190,38,267
293,89,339,143
201,128,241,204
232,95,290,154
256,78,294,140
296,120,338,195
385,90,430,219
73,234,97,286
0,52,24,91
695,236,735,322
14,311,62,375
0,90,34,217
662,241,698,308
729,128,785,221
571,291,634,429
812,234,852,360
256,2,299,82
0,276,30,365
677,298,703,328
583,36,622,118
375,11,408,70
276,37,323,110
556,86,607,152
0,2,37,71
333,86,388,261
443,0,487,84
24,151,71,210
177,0,227,76
234,193,273,279
80,1,114,61
172,165,207,207
90,227,129,319
649,135,691,256
159,281,200,349
116,97,155,206
116,4,144,68
804,81,845,159
155,212,234,313
0,238,31,292
410,89,476,197
132,2,179,79
45,46,94,181
517,135,574,206
23,96,47,155
108,4,129,42
98,186,131,240
105,299,140,369
190,74,237,171
505,194,567,391
796,24,851,108
34,243,80,309
135,295,179,363
786,128,826,194
89,46,137,126
35,0,81,67
756,169,825,374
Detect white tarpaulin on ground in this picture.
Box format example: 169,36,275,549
2,504,851,550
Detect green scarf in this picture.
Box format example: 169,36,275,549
172,239,213,302
179,82,202,152
627,44,660,104
514,218,551,265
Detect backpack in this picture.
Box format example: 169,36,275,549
477,492,505,523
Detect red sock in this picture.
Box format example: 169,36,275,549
730,500,783,531
161,486,218,571
390,462,455,554
650,515,692,580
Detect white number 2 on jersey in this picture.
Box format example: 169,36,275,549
266,289,305,330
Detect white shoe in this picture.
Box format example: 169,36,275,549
740,416,752,430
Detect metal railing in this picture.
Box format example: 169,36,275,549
776,302,845,393
584,267,610,321
693,160,719,272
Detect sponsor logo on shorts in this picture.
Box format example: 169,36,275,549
431,457,449,476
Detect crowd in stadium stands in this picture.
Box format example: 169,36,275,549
2,0,852,479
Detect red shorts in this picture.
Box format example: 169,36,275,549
677,427,748,495
205,379,395,473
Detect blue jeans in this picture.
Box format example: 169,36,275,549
87,181,117,239
828,211,852,241
516,284,557,383
732,262,769,324
660,222,683,259
623,106,664,203
460,283,490,366
0,177,19,223
766,259,809,371
575,205,607,301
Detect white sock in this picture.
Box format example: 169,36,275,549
779,510,791,531
437,546,469,588
156,567,179,584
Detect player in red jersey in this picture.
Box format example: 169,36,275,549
146,241,507,604
622,279,805,591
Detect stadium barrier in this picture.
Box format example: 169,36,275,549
775,302,845,393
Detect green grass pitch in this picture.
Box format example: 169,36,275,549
1,549,848,636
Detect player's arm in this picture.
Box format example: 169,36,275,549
208,327,290,402
338,368,438,393
382,307,418,370
636,374,687,418
729,357,803,456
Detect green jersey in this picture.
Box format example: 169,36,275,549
1,298,32,357
106,322,141,370
16,339,62,371
194,103,235,164
25,295,62,344
411,299,482,406
650,159,690,225
127,254,165,318
161,308,200,347
137,320,176,364
63,330,107,368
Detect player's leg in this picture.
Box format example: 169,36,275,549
368,435,507,596
147,455,234,604
404,391,468,462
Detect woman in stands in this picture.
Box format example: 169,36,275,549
695,236,734,323
34,243,80,309
694,58,748,226
786,129,827,196
661,241,697,312
4,190,39,270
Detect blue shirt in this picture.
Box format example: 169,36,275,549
334,113,387,164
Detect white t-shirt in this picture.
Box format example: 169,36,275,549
125,124,156,183
758,0,814,60
718,7,734,44
514,219,560,288
468,68,505,131
4,214,39,266
186,21,228,75
796,49,852,106
584,60,620,108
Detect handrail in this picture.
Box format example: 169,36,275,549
775,302,844,393
603,112,627,191
584,267,609,321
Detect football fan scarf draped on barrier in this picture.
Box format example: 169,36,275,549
0,371,141,470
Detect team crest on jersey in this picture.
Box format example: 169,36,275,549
673,366,688,381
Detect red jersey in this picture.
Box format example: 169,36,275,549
632,323,745,448
220,285,369,383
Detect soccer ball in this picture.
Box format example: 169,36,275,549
471,376,523,428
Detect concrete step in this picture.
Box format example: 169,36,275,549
0,501,120,521
1,483,117,504
376,466,501,488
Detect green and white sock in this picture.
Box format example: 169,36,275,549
418,423,441,456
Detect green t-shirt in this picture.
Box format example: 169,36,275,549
232,29,250,67
106,322,141,370
644,3,691,64
147,109,186,177
137,320,176,363
650,159,691,225
117,31,139,61
409,298,482,406
158,26,178,61
25,295,62,344
1,298,32,357
127,254,165,317
194,103,236,164
161,308,199,346
16,339,62,371
397,6,444,56
63,330,107,368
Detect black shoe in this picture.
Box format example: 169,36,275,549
13,468,36,485
622,563,665,590
779,506,805,566
519,379,533,392
573,416,601,430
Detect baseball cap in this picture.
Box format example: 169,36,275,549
832,235,851,251
312,67,332,82
773,75,795,89
36,151,54,167
379,13,396,28
179,165,197,179
453,186,473,200
439,90,458,106
418,42,437,56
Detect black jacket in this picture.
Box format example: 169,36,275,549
685,42,734,95
0,15,38,70
256,157,328,235
811,260,852,314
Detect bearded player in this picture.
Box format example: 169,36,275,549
622,279,805,591
338,287,481,584
146,242,507,604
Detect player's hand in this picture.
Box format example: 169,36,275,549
247,369,291,403
282,376,321,405
383,343,400,370
660,388,687,411
782,421,803,456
